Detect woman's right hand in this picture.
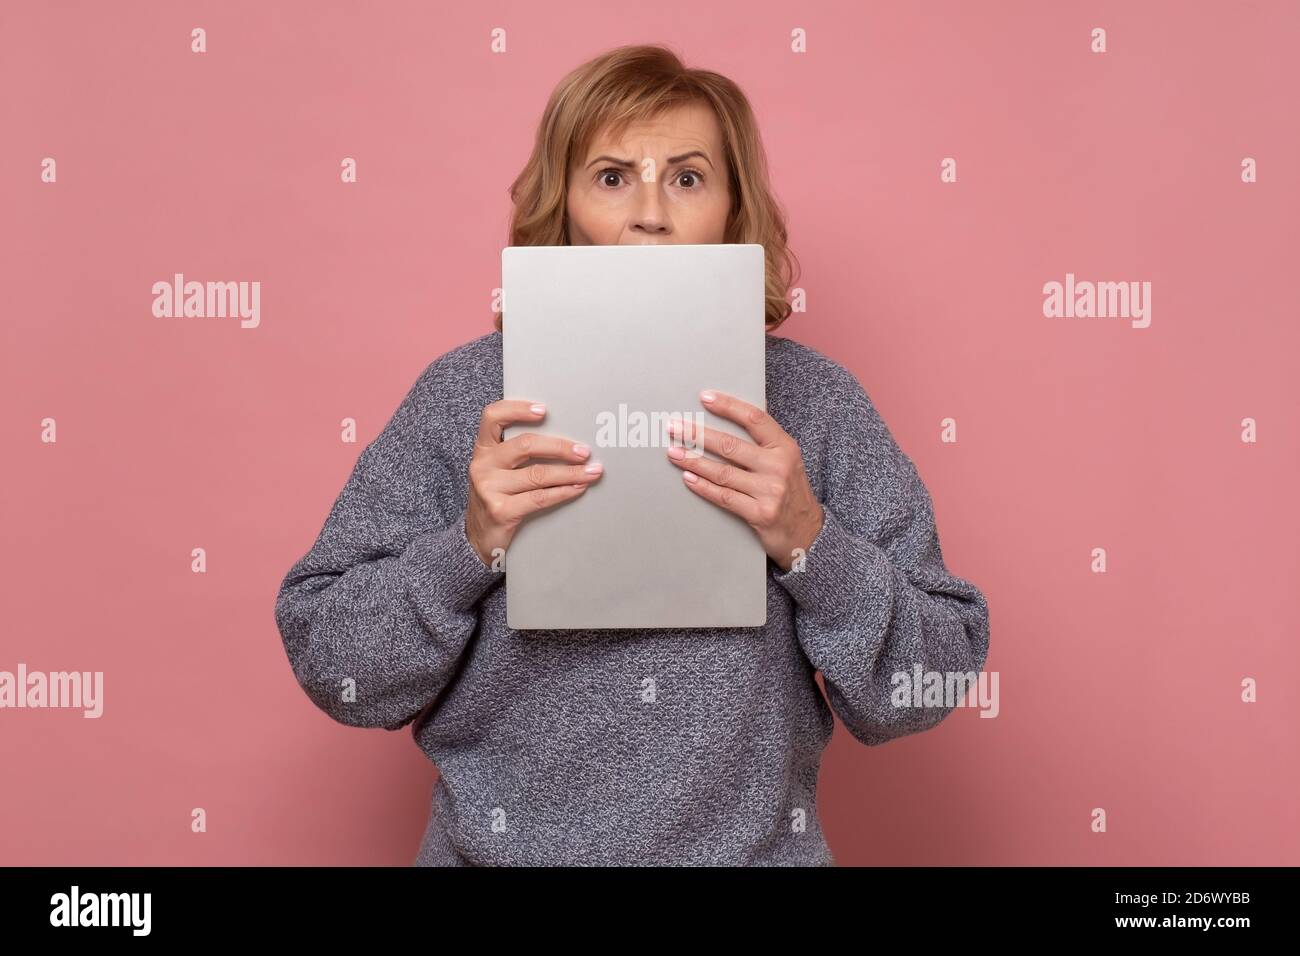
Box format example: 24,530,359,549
464,400,603,568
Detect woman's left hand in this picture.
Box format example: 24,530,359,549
665,389,824,572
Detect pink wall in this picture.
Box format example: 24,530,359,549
2,0,1296,865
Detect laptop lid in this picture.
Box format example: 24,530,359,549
501,243,768,630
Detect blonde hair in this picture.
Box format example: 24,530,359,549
495,43,800,332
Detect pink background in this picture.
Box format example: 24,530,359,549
3,0,1297,865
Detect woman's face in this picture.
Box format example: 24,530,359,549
566,102,732,245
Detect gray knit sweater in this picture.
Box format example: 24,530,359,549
274,329,990,866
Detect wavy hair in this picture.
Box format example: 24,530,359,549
495,44,800,332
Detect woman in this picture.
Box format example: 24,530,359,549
275,44,990,866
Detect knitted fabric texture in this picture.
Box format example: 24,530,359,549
274,330,991,866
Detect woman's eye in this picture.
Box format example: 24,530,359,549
677,169,703,188
599,170,624,188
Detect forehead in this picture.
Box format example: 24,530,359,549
581,101,723,156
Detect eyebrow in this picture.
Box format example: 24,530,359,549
585,150,714,170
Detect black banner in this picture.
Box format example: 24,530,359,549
0,865,1286,940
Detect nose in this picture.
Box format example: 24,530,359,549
630,179,670,236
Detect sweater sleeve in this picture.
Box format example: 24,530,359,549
771,370,991,746
273,356,502,732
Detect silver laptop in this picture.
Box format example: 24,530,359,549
501,243,768,630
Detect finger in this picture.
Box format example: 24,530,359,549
497,432,592,469
479,399,547,446
665,415,763,471
498,480,591,524
500,460,603,495
664,443,764,497
678,468,762,524
696,390,787,450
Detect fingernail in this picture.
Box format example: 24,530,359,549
667,445,685,460
573,442,590,457
530,403,546,415
584,462,603,474
683,471,699,483
699,390,716,403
